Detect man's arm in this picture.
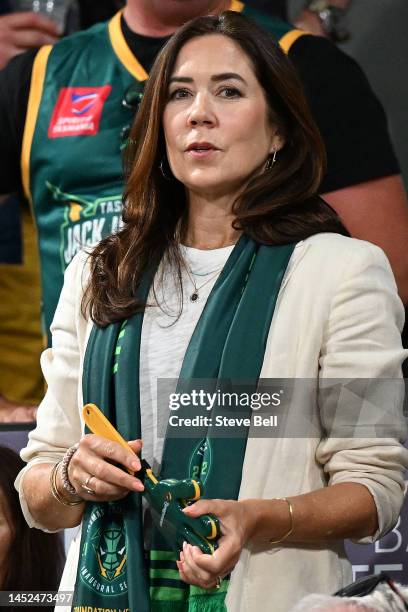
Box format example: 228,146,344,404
289,35,408,302
324,176,408,304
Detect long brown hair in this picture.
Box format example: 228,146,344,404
0,446,65,610
85,11,347,326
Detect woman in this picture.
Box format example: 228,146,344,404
16,11,407,612
0,446,65,611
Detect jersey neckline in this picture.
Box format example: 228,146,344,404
107,2,245,81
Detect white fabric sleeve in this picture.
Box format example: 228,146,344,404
315,241,408,543
15,251,89,529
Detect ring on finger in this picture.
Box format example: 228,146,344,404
81,474,96,495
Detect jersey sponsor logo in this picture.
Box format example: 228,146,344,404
48,85,112,138
71,92,99,115
46,182,124,272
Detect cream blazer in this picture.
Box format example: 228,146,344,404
16,233,408,612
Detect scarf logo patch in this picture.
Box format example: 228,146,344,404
48,85,112,138
79,506,128,596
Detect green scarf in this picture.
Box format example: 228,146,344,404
72,236,295,612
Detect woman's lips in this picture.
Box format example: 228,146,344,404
186,147,219,159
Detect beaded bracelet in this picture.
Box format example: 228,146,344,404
269,497,294,544
60,443,80,496
50,462,83,507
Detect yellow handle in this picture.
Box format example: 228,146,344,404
82,403,136,474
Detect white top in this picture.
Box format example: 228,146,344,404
15,233,408,612
140,244,234,471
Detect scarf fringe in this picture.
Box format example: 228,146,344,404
188,593,227,612
151,592,227,612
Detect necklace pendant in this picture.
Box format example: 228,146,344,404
190,292,199,302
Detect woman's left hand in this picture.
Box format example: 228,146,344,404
176,499,254,589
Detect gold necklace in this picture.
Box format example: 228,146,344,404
184,265,223,302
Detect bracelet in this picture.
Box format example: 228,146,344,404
50,462,83,507
269,497,294,545
60,443,80,496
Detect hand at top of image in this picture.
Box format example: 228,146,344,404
0,11,59,69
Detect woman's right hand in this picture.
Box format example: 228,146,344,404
66,434,144,502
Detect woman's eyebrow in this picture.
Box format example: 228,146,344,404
169,73,247,85
211,72,247,84
169,76,194,84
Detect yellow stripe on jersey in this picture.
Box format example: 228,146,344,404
15,45,48,403
279,29,310,54
230,0,245,11
109,11,149,81
21,44,52,204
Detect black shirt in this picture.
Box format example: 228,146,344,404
0,14,399,195
251,0,287,20
288,34,399,192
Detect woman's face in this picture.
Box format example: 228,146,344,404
163,34,284,201
0,491,13,585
